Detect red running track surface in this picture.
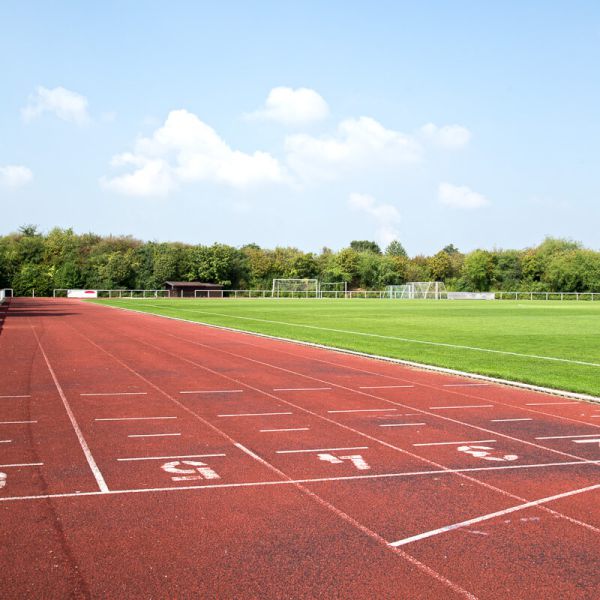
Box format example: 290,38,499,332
1,297,599,598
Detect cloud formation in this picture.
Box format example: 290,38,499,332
102,109,286,196
349,192,401,246
22,86,90,125
438,182,489,208
0,165,33,188
421,123,471,149
248,86,329,125
286,116,422,180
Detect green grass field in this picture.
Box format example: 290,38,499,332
92,298,600,397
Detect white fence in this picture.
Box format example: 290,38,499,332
53,289,169,298
0,289,13,304
497,291,599,301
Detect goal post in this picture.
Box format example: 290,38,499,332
319,281,348,298
271,279,319,298
386,282,447,300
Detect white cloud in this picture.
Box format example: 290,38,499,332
349,192,401,246
102,109,286,196
0,165,33,188
247,86,329,125
421,123,471,149
438,182,489,209
22,86,90,125
286,117,422,180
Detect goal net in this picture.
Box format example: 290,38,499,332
272,279,319,298
386,282,447,300
319,281,347,298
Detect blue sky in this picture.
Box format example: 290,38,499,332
1,1,599,255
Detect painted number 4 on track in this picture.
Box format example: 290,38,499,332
161,460,220,482
457,445,518,462
317,453,371,470
0,472,6,491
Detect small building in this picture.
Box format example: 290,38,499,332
164,281,224,298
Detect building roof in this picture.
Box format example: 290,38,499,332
164,281,224,288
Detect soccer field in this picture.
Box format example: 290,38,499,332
93,299,600,397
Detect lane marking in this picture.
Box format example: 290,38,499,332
525,402,579,406
276,446,368,454
491,418,533,422
389,482,600,547
80,392,147,396
359,385,414,389
32,327,109,493
327,408,397,414
0,463,43,468
3,460,599,502
128,433,181,438
0,440,13,444
429,405,494,410
0,395,31,399
118,454,226,462
443,383,490,387
414,439,497,447
380,423,426,428
273,387,331,391
573,438,600,444
95,416,177,421
260,428,309,432
217,412,292,417
0,421,37,425
179,389,243,394
536,434,600,440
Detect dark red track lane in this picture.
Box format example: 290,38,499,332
1,298,599,598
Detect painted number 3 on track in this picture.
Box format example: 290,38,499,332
457,445,519,462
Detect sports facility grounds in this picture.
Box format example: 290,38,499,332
1,295,599,598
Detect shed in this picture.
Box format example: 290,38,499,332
164,281,224,298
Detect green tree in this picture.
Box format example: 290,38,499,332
385,240,408,258
350,240,381,254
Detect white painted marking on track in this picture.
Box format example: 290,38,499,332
273,387,331,391
95,416,177,421
0,463,43,468
260,428,309,432
0,395,31,399
491,418,533,422
179,389,243,394
380,423,427,428
128,433,181,438
0,440,13,444
429,405,494,410
276,446,368,454
358,385,414,389
414,439,496,447
327,408,397,414
80,392,148,396
217,412,293,417
0,472,5,490
389,482,600,547
0,420,37,425
457,445,519,462
442,383,491,387
536,434,600,440
118,454,225,462
162,460,220,481
525,402,579,406
573,438,600,444
318,453,371,470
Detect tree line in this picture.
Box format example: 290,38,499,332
1,226,599,296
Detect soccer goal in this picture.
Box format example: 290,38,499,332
272,279,319,298
386,282,447,300
319,281,348,298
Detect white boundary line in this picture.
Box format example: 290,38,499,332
0,395,31,399
0,420,37,425
93,302,600,404
118,454,226,462
179,389,243,394
95,417,177,422
389,482,600,547
80,392,147,396
0,462,43,468
274,387,332,391
327,408,397,414
491,418,532,423
413,439,496,447
276,446,368,454
128,433,181,438
260,428,309,432
380,423,426,428
217,412,292,417
429,405,494,410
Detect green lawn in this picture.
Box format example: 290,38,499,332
92,298,600,397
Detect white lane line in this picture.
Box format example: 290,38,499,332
0,462,43,468
327,408,398,414
260,428,310,433
380,423,427,428
573,438,600,444
80,392,147,396
491,418,533,423
217,412,293,417
128,433,181,438
0,420,37,425
32,328,109,494
442,383,490,387
359,385,415,389
0,395,31,399
389,482,600,548
95,417,177,422
0,440,13,444
536,434,600,440
179,389,243,394
413,439,496,447
429,405,494,410
592,416,600,418
118,454,226,462
273,387,332,391
3,461,598,503
276,446,368,454
525,402,579,406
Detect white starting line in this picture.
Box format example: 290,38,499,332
327,408,397,414
0,420,37,425
118,454,226,462
491,418,533,423
80,392,148,396
525,402,579,406
0,440,13,444
0,395,31,399
179,390,244,394
0,462,43,468
260,428,310,433
442,383,491,387
273,387,332,392
413,439,497,447
128,433,181,438
429,405,494,410
217,412,293,417
573,438,600,444
358,385,415,389
95,417,178,422
536,434,600,440
276,446,368,455
380,423,426,428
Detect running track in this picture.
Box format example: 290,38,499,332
1,297,599,598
